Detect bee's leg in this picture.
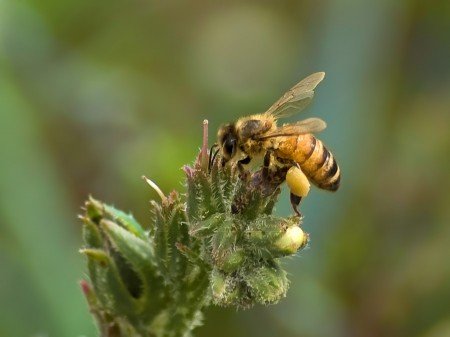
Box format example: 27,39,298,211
238,156,251,166
237,156,251,178
263,151,271,178
208,144,220,173
290,193,302,218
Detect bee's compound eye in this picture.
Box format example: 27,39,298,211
286,166,310,197
223,137,237,158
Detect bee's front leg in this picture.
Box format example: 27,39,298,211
237,156,251,178
263,151,271,179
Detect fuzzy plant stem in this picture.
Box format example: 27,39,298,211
79,121,310,337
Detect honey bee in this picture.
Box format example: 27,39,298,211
215,72,340,215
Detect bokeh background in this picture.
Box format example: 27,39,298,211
1,0,450,336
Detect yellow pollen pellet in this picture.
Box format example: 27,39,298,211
286,166,310,197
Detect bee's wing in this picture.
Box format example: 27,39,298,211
255,118,327,140
265,72,325,119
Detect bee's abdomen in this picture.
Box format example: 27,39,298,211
277,134,340,191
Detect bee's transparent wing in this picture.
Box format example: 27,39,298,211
255,118,327,140
265,72,325,119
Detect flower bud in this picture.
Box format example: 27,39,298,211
211,269,227,299
211,269,240,306
245,264,288,305
216,248,246,273
273,225,308,255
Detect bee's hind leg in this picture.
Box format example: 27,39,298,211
290,193,303,218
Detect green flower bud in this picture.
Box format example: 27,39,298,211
210,269,241,307
273,225,309,255
211,269,228,299
245,264,289,305
216,248,246,273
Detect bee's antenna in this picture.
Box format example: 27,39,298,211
208,144,220,173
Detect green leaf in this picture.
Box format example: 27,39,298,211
81,248,138,317
104,204,146,239
100,219,165,314
81,217,103,248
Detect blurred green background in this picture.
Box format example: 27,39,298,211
1,0,449,336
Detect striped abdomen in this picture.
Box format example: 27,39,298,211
275,134,340,191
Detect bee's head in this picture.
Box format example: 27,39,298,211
217,123,238,162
